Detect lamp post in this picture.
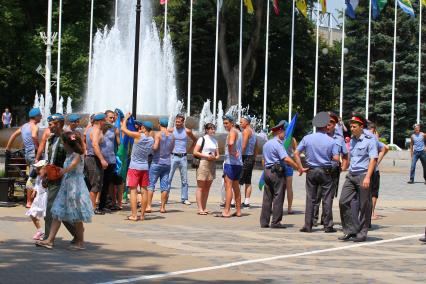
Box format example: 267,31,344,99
132,0,142,115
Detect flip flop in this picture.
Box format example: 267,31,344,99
35,241,53,249
214,213,230,218
68,245,86,251
126,216,139,222
160,209,167,214
197,212,208,215
145,210,152,213
231,212,242,217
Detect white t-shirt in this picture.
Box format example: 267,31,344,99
196,135,218,157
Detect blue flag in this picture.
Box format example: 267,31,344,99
345,0,359,19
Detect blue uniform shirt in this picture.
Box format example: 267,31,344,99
297,131,339,168
263,137,288,167
412,132,425,152
349,133,378,175
331,132,348,168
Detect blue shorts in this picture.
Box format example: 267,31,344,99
285,166,293,177
224,164,243,181
148,164,171,192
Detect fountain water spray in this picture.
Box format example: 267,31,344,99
85,0,177,115
66,97,73,114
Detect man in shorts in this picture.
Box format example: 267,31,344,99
239,115,257,208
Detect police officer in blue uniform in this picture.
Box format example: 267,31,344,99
294,112,340,233
313,112,349,227
339,115,378,242
260,120,303,229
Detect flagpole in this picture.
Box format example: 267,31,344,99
339,7,345,119
366,0,372,120
164,0,168,37
88,0,94,98
288,0,296,122
390,0,398,145
417,1,423,124
115,0,118,26
56,0,63,112
238,0,243,121
187,0,193,116
313,1,320,127
263,0,270,130
213,0,220,120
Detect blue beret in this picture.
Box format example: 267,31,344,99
142,121,153,130
159,118,168,127
47,115,53,122
222,114,235,122
29,108,41,118
134,120,143,127
50,113,65,121
115,108,124,119
93,113,106,121
67,113,80,122
242,115,252,123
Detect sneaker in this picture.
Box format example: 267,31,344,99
242,203,250,208
33,231,44,240
182,200,191,205
407,180,414,184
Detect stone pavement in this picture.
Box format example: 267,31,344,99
0,156,425,284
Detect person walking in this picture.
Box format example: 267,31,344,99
408,124,426,184
193,123,220,215
147,118,174,213
338,115,378,242
294,112,340,233
36,131,93,250
2,108,12,128
121,113,154,221
239,116,257,208
260,120,303,228
168,114,197,205
6,108,42,208
42,113,76,240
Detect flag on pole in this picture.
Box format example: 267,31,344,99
116,116,136,181
284,113,298,150
258,171,265,191
397,0,415,17
345,0,359,19
272,0,280,15
160,0,167,5
244,0,255,14
296,0,308,17
218,0,223,9
372,0,388,19
422,0,426,7
320,0,327,13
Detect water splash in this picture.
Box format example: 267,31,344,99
66,97,73,114
56,96,64,114
167,100,184,129
216,100,224,133
198,100,214,132
85,0,178,115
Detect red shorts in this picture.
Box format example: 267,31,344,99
126,169,149,188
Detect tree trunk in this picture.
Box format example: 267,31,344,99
218,0,264,110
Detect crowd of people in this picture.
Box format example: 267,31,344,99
4,107,426,250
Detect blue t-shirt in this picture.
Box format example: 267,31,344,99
349,133,379,175
412,132,425,152
297,131,339,168
263,137,288,167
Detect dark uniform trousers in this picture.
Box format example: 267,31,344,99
304,168,333,229
313,166,340,225
45,182,76,238
339,173,371,238
260,168,286,227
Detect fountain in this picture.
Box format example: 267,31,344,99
85,0,178,115
66,97,73,114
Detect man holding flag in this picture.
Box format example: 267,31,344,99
260,120,303,229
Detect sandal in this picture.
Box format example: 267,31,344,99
35,241,53,249
213,213,231,218
68,245,86,251
231,212,242,217
197,211,208,215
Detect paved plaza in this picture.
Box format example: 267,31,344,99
0,152,426,284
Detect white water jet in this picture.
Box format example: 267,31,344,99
198,100,214,132
56,96,64,114
66,97,73,114
168,100,184,129
85,0,178,115
33,92,40,109
216,100,224,133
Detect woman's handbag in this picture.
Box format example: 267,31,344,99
191,137,205,169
